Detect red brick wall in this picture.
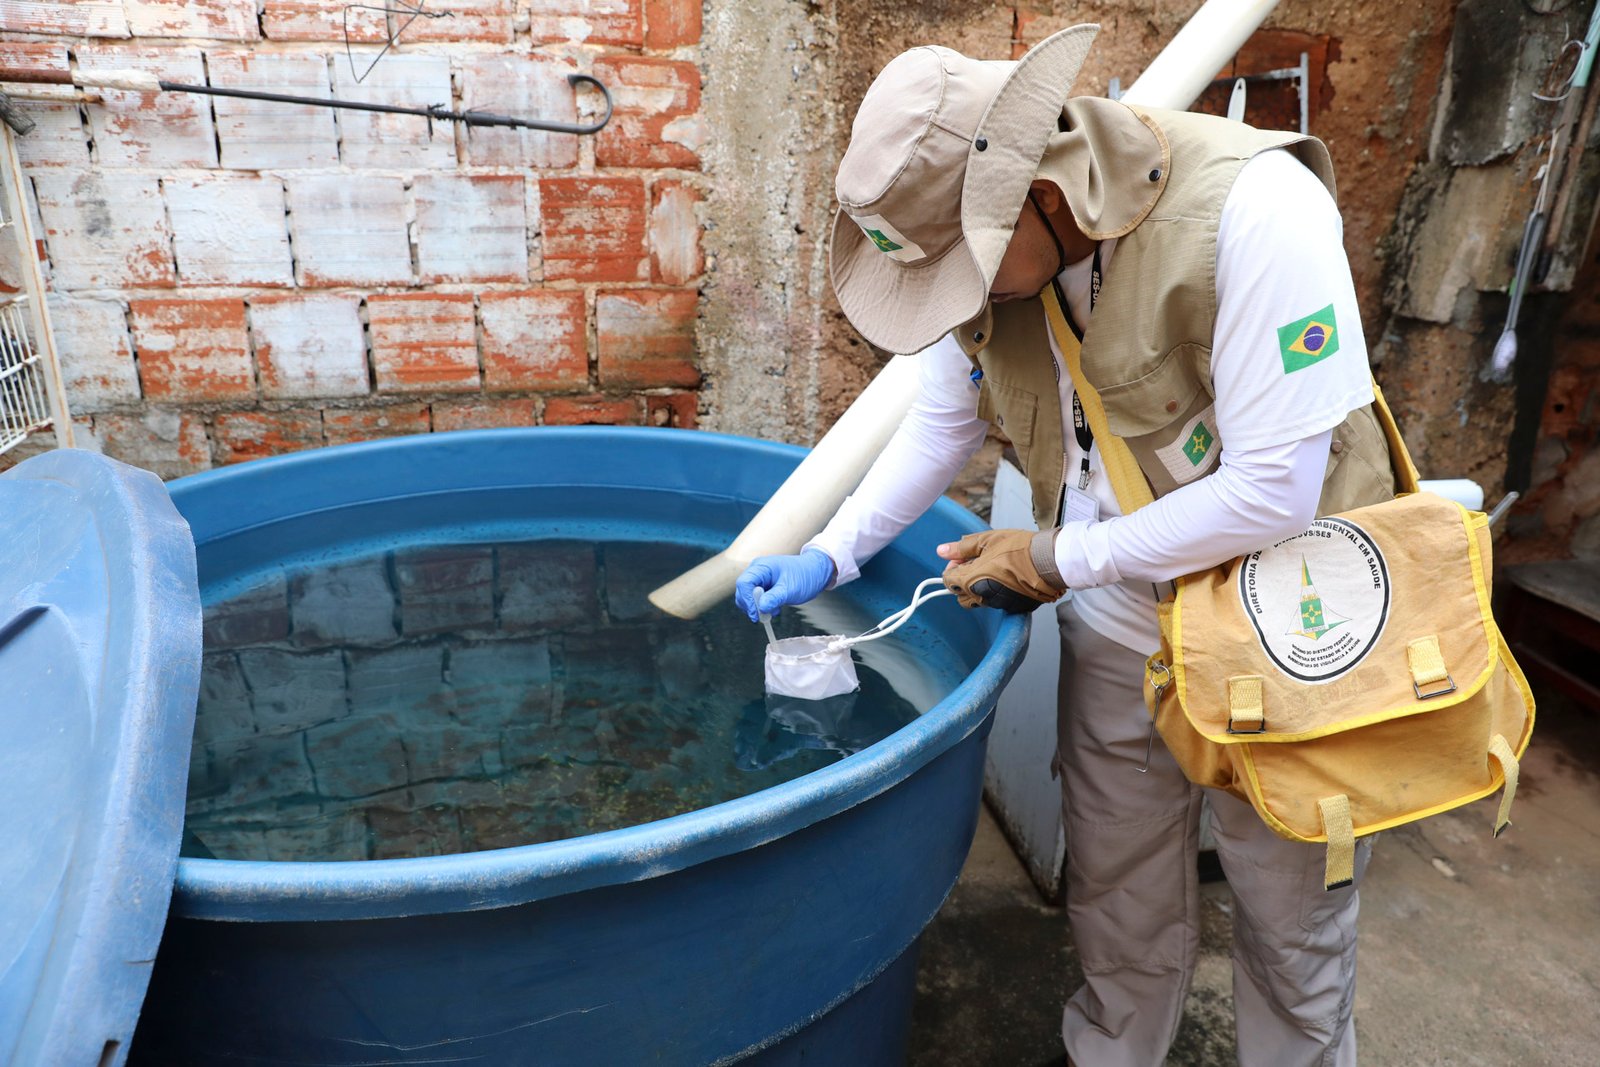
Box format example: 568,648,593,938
2,0,704,479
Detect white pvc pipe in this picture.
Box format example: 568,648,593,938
1119,0,1282,109
1418,479,1485,512
649,0,1281,620
648,355,920,618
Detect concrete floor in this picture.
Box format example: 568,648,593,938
908,685,1600,1066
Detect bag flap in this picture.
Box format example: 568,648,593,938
1169,492,1495,743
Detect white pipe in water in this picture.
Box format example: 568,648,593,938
649,0,1282,620
648,356,921,619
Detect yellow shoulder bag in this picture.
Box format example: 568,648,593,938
1042,288,1536,891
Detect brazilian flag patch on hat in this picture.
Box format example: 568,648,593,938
1276,304,1340,374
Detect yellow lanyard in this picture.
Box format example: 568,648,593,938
1039,283,1155,516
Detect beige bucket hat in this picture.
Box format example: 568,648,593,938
830,25,1169,355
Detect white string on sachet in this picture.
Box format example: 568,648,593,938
762,578,953,701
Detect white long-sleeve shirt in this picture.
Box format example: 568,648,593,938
808,149,1376,654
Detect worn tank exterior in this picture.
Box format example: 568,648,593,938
129,428,1026,1065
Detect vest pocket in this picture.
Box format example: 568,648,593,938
1318,404,1397,514
1129,396,1222,499
977,380,1038,449
1096,342,1211,438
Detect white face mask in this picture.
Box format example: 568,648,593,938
760,578,952,702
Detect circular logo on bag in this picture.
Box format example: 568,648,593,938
1237,518,1390,684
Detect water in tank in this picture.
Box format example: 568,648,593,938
183,537,963,863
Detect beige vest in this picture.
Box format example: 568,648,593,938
954,105,1396,530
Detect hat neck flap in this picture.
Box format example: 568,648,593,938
1036,98,1171,241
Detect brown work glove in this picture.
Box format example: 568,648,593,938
938,528,1067,613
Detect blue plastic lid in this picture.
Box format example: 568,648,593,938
0,450,201,1065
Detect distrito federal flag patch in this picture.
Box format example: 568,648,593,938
1276,304,1340,374
1154,404,1222,485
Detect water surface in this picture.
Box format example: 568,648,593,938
184,539,955,862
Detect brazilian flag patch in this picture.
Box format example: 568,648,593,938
1276,304,1340,374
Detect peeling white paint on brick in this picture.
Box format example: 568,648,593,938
77,46,217,169
525,0,640,46
167,174,294,287
13,102,89,169
478,290,586,390
0,1,128,38
460,54,580,168
286,175,412,287
613,85,687,112
46,295,140,410
555,16,600,41
91,408,211,479
129,298,253,401
367,294,479,393
414,175,527,284
396,0,515,43
331,54,456,169
593,56,699,168
662,114,708,154
251,293,369,399
540,176,648,283
125,0,259,41
649,183,701,286
33,171,174,290
208,52,339,169
263,0,386,43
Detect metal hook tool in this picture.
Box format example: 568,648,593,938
0,68,614,136
157,72,615,135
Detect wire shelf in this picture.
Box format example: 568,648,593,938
0,297,51,455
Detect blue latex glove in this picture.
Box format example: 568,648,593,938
734,548,837,622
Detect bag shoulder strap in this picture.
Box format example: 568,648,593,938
1042,282,1424,505
1368,379,1422,495
1040,284,1154,515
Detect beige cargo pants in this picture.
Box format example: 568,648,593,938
1054,601,1370,1067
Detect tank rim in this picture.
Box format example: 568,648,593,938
168,427,1028,922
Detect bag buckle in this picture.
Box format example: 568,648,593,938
1226,675,1266,734
1407,636,1455,701
1413,673,1457,700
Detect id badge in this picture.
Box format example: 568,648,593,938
1062,485,1100,524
